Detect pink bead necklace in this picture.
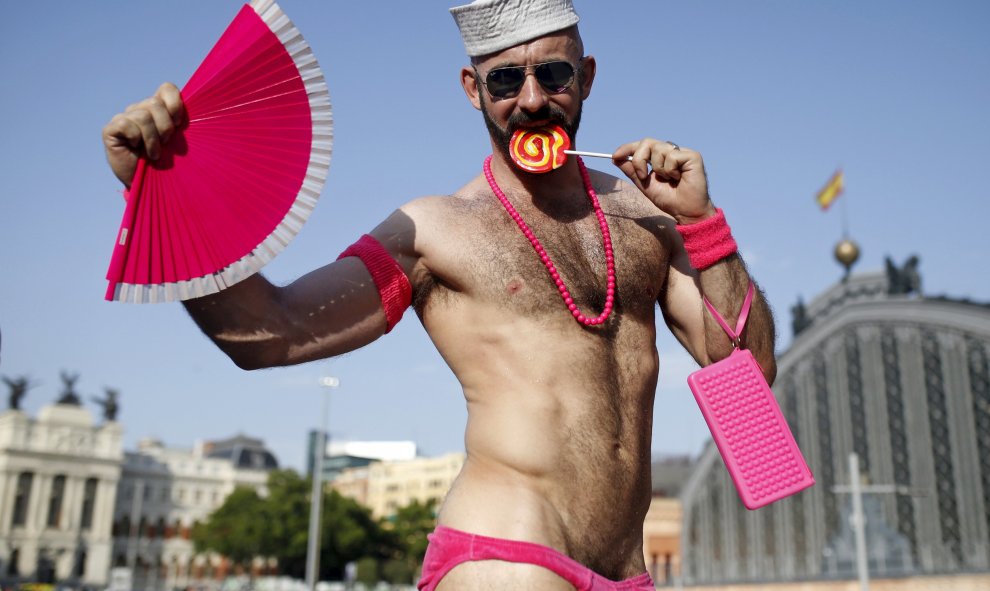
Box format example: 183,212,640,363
483,154,615,326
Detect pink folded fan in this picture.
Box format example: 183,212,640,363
105,0,332,303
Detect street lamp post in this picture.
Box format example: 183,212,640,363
832,452,928,591
305,376,339,591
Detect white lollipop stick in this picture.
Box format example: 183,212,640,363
563,150,632,161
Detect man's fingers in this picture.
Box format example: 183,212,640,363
103,114,143,151
129,108,164,160
156,82,185,126
123,97,175,160
146,97,177,144
656,146,683,182
612,142,646,189
635,142,660,181
101,83,186,188
613,138,696,187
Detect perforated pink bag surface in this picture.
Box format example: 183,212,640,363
687,284,815,509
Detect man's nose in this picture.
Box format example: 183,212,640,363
516,73,550,113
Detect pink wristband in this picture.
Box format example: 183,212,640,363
337,235,412,333
675,208,738,270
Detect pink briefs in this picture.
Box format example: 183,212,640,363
417,525,655,591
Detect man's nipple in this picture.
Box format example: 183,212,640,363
506,278,525,295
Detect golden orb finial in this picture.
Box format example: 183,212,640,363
834,238,860,277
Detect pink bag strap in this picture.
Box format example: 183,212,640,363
703,282,754,349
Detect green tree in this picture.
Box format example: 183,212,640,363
355,556,379,586
191,469,434,583
320,489,393,580
389,498,437,563
381,497,438,583
191,487,268,568
262,469,314,578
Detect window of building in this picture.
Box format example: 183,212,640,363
813,354,838,539
47,475,67,528
763,505,777,559
882,328,918,555
966,336,990,554
7,549,19,576
7,548,21,577
11,472,33,527
119,516,131,538
922,330,963,563
710,485,722,562
74,550,87,578
81,478,98,530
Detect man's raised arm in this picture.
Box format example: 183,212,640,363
180,214,418,370
613,138,777,383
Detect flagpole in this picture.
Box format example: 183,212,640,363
839,182,850,239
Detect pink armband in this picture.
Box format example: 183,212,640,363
337,234,412,333
675,208,738,270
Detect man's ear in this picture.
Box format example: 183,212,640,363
578,55,596,100
460,66,482,111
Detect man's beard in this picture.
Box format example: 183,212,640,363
479,93,583,167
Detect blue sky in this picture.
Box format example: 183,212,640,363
1,1,988,472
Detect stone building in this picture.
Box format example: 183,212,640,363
0,374,280,590
111,434,278,591
642,456,694,586
332,452,464,519
0,391,123,588
679,258,990,586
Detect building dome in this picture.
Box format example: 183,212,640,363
679,265,990,584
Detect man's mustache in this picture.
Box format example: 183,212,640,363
506,107,569,131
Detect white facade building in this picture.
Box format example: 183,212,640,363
112,434,278,591
0,401,124,588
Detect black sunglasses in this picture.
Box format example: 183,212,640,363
476,60,580,99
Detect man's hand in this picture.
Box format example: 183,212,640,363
101,82,185,188
612,138,715,225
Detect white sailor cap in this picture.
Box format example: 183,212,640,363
450,0,581,57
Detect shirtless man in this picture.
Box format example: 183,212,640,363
101,1,775,589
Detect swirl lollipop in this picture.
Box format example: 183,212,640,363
510,125,571,173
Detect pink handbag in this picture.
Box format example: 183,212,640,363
687,283,815,509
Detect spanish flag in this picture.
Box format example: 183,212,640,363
816,170,844,210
